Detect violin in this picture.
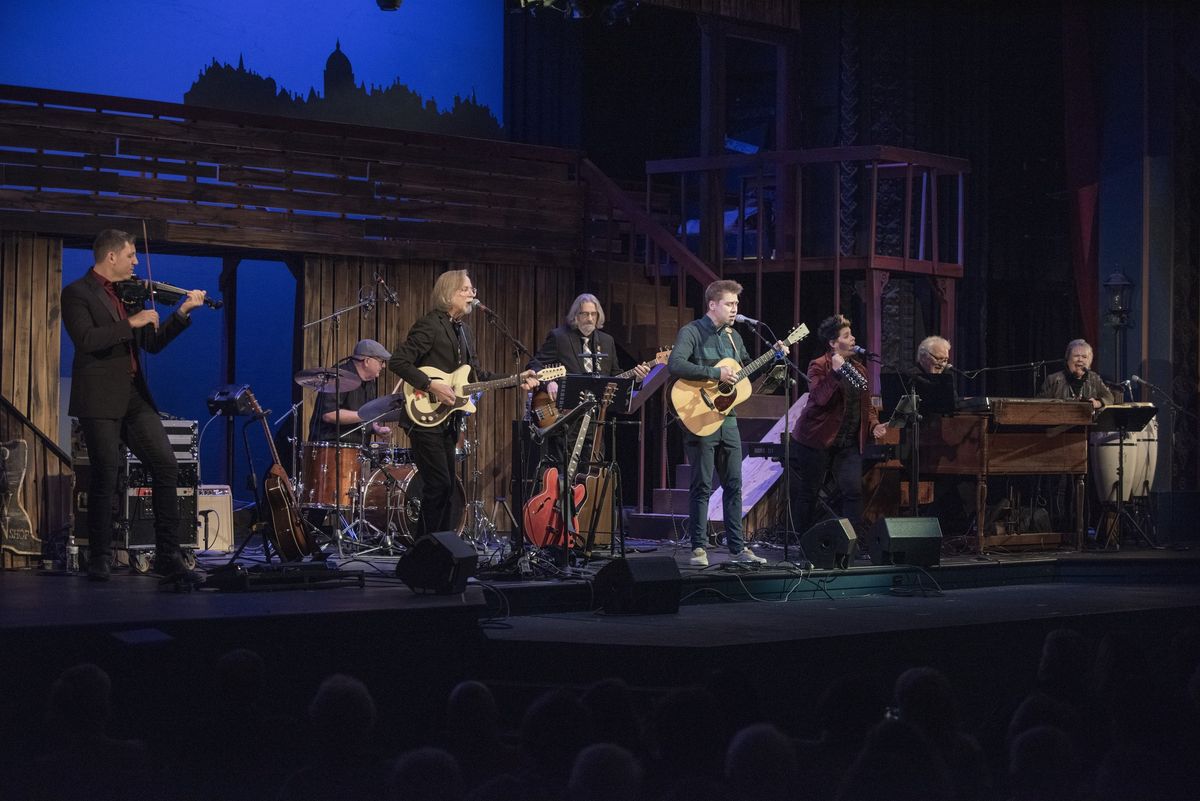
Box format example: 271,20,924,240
115,278,224,310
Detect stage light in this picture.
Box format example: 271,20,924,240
376,0,402,10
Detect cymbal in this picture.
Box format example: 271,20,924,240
294,367,362,394
357,392,406,423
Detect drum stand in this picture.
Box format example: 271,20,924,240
459,408,502,551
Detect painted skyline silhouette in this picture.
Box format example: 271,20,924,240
184,42,501,139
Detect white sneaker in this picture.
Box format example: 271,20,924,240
689,547,709,567
731,547,767,564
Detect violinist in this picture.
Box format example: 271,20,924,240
61,228,210,585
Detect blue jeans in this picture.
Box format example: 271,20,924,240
684,418,745,554
789,441,863,536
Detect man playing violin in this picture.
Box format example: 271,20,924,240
62,229,210,584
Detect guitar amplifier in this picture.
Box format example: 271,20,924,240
196,485,234,551
125,485,200,549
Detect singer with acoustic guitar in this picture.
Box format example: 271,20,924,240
388,269,538,539
668,279,781,568
62,229,209,585
789,315,888,540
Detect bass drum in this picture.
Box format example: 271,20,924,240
361,465,466,539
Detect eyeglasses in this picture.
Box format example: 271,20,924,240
577,311,598,318
458,285,476,295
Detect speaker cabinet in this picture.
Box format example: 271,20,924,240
1151,491,1200,545
196,485,234,551
800,518,858,569
868,517,942,567
395,531,478,594
592,556,681,614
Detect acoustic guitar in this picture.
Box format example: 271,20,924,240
245,389,310,561
670,323,809,437
404,365,566,428
529,348,671,433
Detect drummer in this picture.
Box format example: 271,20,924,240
1037,338,1114,409
308,339,393,445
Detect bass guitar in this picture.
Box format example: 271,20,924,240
404,364,566,428
523,393,595,549
245,389,310,561
529,348,671,433
670,323,809,437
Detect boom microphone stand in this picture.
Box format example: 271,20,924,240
741,321,808,563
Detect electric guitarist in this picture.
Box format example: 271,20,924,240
667,279,785,568
388,270,538,539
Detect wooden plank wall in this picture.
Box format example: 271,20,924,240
0,230,69,564
0,85,583,267
302,256,577,528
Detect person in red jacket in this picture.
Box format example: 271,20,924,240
789,315,888,537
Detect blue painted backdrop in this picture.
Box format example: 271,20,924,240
8,0,502,506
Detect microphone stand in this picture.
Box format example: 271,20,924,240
953,358,1063,397
743,321,810,564
478,306,535,565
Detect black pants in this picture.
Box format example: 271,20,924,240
789,441,863,536
408,421,459,538
78,382,180,559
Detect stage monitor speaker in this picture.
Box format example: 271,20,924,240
869,517,942,567
395,531,478,595
592,556,681,614
1151,491,1200,545
800,518,858,569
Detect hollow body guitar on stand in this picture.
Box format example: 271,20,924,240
529,349,671,433
671,323,809,437
523,394,597,550
405,365,566,428
245,389,311,561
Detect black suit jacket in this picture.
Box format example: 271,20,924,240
388,309,494,393
528,326,620,376
62,272,191,418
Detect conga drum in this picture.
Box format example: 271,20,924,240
1132,416,1159,496
1089,429,1143,503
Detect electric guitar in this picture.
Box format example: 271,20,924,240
523,393,595,549
670,323,809,437
529,348,671,433
404,364,566,428
245,389,310,561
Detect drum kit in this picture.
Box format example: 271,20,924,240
285,365,497,558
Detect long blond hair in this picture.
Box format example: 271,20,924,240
431,269,470,312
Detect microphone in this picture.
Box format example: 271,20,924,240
468,298,495,316
375,274,399,305
851,345,879,359
734,313,761,326
1130,374,1148,387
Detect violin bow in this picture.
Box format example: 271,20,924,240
140,219,157,307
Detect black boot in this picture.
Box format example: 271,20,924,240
87,554,111,582
154,549,204,590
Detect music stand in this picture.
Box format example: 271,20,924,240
1092,403,1157,549
557,375,635,413
913,373,957,416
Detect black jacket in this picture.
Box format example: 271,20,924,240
62,272,191,418
528,325,620,376
388,309,494,392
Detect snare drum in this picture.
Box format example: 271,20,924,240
297,442,362,509
360,465,466,538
